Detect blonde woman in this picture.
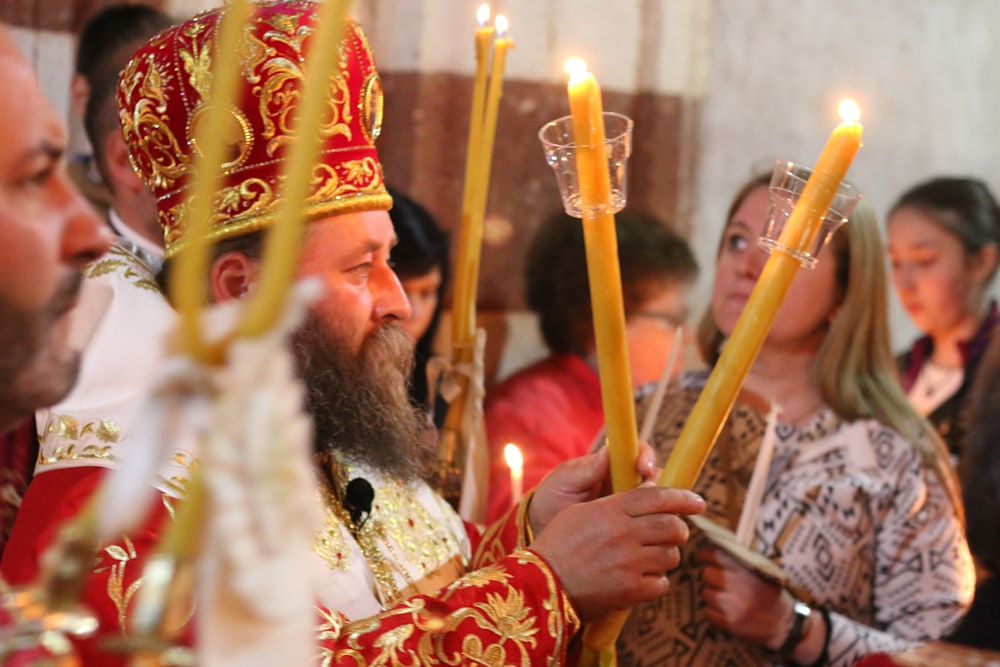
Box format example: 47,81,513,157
617,172,973,667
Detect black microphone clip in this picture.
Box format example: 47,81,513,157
343,477,375,532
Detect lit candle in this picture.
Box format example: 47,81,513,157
239,0,350,337
504,443,524,505
442,12,512,441
564,58,640,495
450,5,494,352
658,100,863,489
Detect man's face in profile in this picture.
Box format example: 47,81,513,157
0,29,110,431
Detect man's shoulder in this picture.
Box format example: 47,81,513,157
85,241,162,294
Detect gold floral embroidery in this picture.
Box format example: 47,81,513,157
85,245,161,293
95,537,141,633
37,415,119,466
119,53,190,193
314,549,578,666
313,502,351,572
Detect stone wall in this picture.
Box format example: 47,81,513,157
7,0,1000,380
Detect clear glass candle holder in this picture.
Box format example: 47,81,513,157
538,112,633,218
760,160,861,268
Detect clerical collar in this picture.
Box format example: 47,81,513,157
108,208,164,262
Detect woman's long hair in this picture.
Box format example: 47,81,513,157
698,173,963,520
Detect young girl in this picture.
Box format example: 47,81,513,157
887,177,1000,464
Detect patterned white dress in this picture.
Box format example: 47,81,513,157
617,371,974,667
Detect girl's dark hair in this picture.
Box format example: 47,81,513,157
527,207,697,356
889,177,1000,284
387,188,449,409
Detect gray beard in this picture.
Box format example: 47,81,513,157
291,314,438,483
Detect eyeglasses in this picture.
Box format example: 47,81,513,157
629,310,685,328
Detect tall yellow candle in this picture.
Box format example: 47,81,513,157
450,5,494,350
238,0,350,337
582,100,864,667
442,12,511,440
170,0,254,362
658,100,862,489
565,58,639,495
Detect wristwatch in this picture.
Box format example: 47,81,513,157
777,599,812,657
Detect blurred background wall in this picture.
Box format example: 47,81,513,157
7,0,999,382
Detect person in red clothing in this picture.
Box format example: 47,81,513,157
0,20,113,661
486,207,698,521
2,4,705,664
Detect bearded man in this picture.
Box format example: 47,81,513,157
2,3,704,664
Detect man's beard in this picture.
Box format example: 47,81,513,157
0,272,83,432
291,314,438,483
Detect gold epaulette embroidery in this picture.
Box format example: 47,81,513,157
36,415,119,466
85,244,160,293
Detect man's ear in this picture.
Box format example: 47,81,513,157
104,132,144,195
70,73,89,118
210,251,259,303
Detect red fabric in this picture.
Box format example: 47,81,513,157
3,468,580,665
852,656,901,667
118,3,389,256
485,354,604,523
0,418,39,557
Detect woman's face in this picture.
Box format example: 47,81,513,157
711,184,842,350
398,266,442,342
887,206,990,338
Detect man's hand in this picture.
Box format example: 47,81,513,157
530,486,704,622
528,442,660,536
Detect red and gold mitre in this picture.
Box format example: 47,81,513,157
117,1,390,258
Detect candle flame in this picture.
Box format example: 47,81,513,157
504,443,523,471
495,14,508,36
477,4,490,27
563,58,587,83
564,57,588,78
838,98,861,123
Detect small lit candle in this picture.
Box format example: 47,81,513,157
503,443,524,505
659,100,863,490
564,58,640,495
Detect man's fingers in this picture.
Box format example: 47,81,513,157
618,486,706,518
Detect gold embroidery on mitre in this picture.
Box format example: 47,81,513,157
359,73,383,143
119,54,189,193
37,415,119,466
187,105,255,171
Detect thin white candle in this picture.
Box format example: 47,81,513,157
734,402,781,546
639,325,684,443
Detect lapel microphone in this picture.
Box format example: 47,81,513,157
344,477,375,531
